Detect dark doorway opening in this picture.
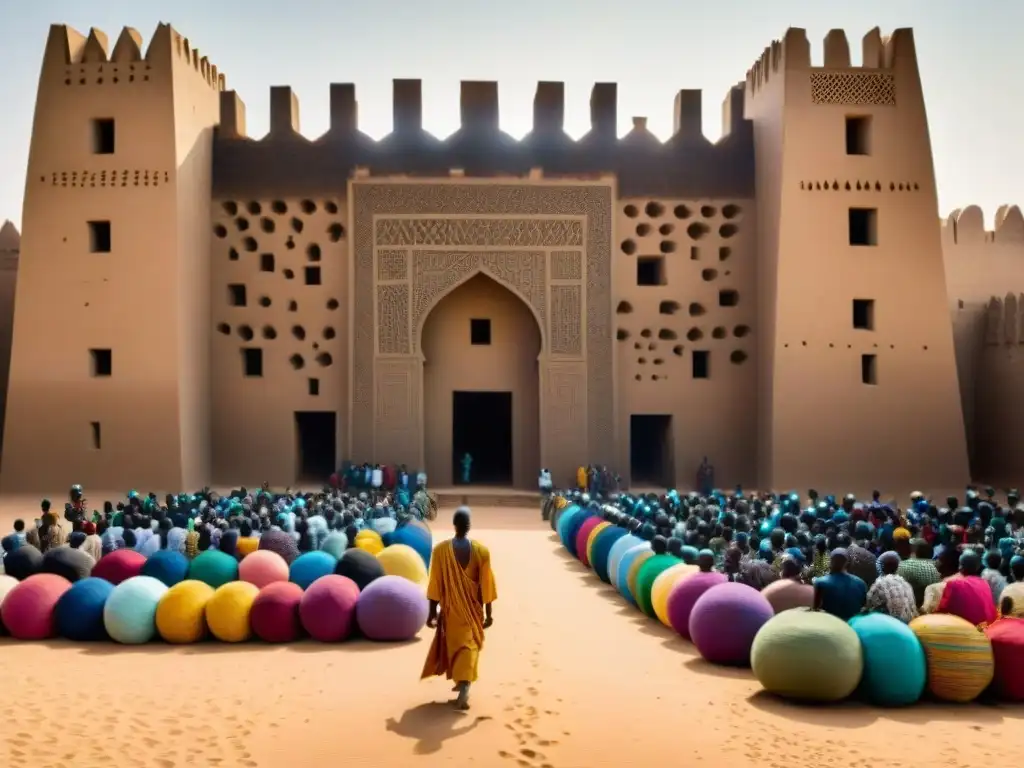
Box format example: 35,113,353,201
452,391,512,485
295,411,337,482
630,414,674,488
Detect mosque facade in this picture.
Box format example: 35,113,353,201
1,23,1020,495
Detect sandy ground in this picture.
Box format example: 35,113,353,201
0,498,1021,768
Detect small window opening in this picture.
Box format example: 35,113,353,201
719,290,739,307
845,116,871,156
91,118,115,154
308,378,320,396
470,318,491,346
260,253,275,272
242,348,263,377
88,221,111,253
636,256,666,286
849,208,878,246
692,350,709,379
852,299,875,330
305,266,321,286
861,354,877,385
90,421,102,450
228,284,247,307
89,348,112,377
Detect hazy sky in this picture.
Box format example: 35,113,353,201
1,1,1020,229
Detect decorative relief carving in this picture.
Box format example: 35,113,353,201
376,364,412,423
352,182,614,465
550,285,583,356
810,72,896,106
377,284,410,354
543,363,589,475
411,250,546,344
377,249,408,282
550,250,583,281
376,217,584,247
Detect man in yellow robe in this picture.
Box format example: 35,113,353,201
421,506,497,710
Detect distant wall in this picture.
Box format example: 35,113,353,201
0,222,20,463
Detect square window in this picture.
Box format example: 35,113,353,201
692,350,709,379
91,118,115,154
470,318,491,345
861,354,877,385
637,256,666,286
88,220,111,253
718,289,739,307
852,299,875,330
690,246,699,261
845,116,871,156
89,348,112,377
308,378,320,396
242,348,263,377
90,421,102,449
304,266,321,286
228,284,247,307
260,253,275,272
849,208,878,246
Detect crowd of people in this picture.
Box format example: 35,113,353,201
543,485,1024,624
1,472,437,569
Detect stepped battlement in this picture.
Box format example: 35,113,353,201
943,205,1024,246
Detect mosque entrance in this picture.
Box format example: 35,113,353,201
630,414,675,488
294,411,337,482
452,391,513,485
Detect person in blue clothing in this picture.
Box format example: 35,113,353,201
461,453,473,485
812,548,868,620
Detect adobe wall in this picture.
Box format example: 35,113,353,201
1,24,222,493
421,275,542,488
975,296,1024,486
941,205,1024,478
614,197,756,489
209,196,349,486
745,28,969,496
0,221,20,463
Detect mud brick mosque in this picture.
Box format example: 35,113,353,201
0,22,1022,496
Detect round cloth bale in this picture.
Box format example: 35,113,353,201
377,544,428,587
666,570,728,638
3,544,43,581
335,548,385,591
236,536,259,559
40,546,94,583
290,551,338,590
1,573,71,640
910,613,994,703
584,522,612,570
689,582,774,666
608,534,645,588
205,581,260,643
985,617,1024,701
356,574,429,641
652,564,698,627
591,526,629,584
92,549,146,585
300,574,361,642
751,608,863,702
555,504,583,549
392,520,433,569
258,530,300,564
55,577,114,641
238,549,289,588
141,550,190,587
849,613,927,706
625,549,657,605
0,574,19,632
616,544,652,605
155,580,215,644
320,532,349,560
575,518,604,567
103,575,169,644
561,507,594,559
355,529,384,556
636,554,683,618
250,581,304,643
188,549,240,589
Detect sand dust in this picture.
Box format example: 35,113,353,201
0,498,1019,768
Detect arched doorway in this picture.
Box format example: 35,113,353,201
421,273,542,488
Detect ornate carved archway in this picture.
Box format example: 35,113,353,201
349,178,615,483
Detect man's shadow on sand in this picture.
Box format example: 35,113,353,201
386,701,491,755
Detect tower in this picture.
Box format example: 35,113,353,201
745,28,969,494
2,24,223,492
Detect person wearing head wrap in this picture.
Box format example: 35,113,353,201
812,549,867,621
38,510,67,554
421,507,497,711
81,521,103,562
927,551,996,626
864,552,917,623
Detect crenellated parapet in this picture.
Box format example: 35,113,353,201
942,205,1024,246
42,23,224,91
0,220,20,272
213,81,754,199
745,27,916,104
